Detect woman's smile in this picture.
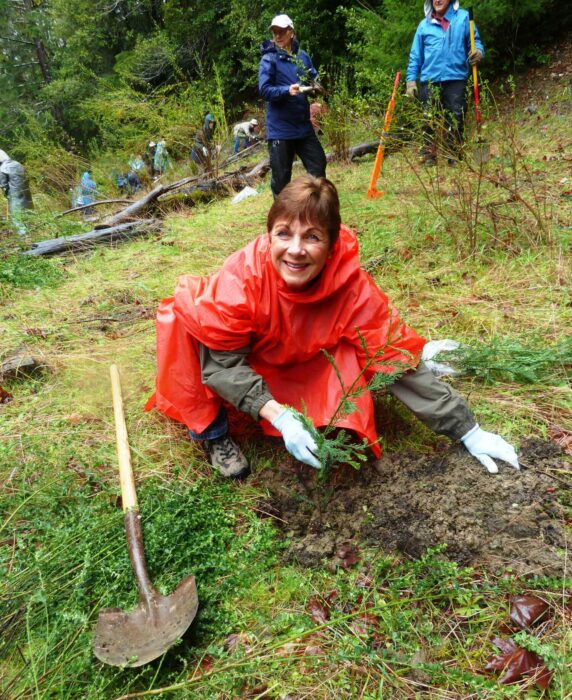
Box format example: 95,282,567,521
269,218,330,290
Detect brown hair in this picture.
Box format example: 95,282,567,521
267,175,341,246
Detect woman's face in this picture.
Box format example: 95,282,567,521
271,26,294,52
269,217,331,290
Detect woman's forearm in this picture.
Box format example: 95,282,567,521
258,399,285,423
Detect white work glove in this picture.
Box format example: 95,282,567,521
461,424,520,474
468,49,483,66
202,146,208,157
422,339,462,377
271,409,321,469
406,81,418,98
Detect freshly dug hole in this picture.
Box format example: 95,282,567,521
254,438,570,577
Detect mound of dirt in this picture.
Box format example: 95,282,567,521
255,439,570,577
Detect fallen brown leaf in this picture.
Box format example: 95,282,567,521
25,327,48,338
548,425,572,455
509,595,550,628
485,637,552,689
0,386,14,404
191,654,214,678
337,542,359,569
307,596,329,625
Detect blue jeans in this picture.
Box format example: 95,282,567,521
233,136,250,154
188,404,228,441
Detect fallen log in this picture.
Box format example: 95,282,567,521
327,141,378,162
95,185,169,229
0,352,44,381
23,219,161,257
96,147,267,227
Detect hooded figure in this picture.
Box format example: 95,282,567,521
0,149,34,234
146,175,519,479
77,171,97,216
191,114,217,169
153,140,172,175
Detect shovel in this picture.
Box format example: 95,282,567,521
468,8,490,165
93,364,198,667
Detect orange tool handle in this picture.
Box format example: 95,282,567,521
367,72,401,196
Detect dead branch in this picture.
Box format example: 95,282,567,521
57,199,133,217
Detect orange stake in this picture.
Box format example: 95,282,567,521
367,72,401,199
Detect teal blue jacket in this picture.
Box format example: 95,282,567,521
407,2,484,83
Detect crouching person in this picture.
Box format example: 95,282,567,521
146,175,518,478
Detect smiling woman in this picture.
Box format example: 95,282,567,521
267,176,339,290
146,175,518,480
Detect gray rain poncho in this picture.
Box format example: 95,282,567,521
0,152,34,233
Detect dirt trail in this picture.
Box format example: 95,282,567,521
254,438,570,577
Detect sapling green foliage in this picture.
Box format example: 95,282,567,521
292,327,415,475
445,337,572,385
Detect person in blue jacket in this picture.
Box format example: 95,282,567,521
259,14,327,197
79,171,97,217
406,0,484,165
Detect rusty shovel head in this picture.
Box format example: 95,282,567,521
93,574,198,667
473,141,490,165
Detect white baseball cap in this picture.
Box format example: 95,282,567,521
0,149,9,163
250,119,258,126
269,14,294,30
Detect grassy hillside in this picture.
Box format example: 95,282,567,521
0,49,570,699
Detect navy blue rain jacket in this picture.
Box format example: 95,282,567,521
258,39,317,140
406,2,484,83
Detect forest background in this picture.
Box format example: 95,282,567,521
2,0,571,202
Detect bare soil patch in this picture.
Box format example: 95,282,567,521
255,438,570,577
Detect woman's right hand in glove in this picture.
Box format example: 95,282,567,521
271,409,321,469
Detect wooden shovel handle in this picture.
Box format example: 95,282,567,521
110,364,138,512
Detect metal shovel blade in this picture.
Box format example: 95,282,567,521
473,141,490,165
93,574,198,667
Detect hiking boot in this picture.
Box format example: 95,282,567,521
205,434,250,479
419,145,436,166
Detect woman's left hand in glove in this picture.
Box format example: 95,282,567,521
461,424,519,474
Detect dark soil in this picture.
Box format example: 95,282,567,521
254,438,571,577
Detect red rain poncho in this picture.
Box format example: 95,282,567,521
146,225,425,456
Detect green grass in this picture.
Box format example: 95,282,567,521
1,65,571,698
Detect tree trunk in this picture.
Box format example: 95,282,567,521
24,220,161,257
